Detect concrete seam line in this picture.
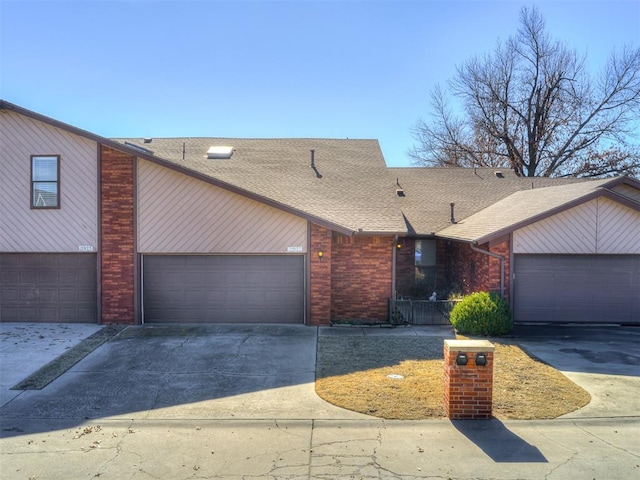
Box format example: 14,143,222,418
10,325,127,390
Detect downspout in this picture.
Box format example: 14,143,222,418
470,243,504,299
392,234,398,299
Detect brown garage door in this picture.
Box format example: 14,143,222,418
514,254,640,324
143,255,305,324
0,253,97,323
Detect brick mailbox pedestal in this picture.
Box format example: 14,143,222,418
443,339,495,419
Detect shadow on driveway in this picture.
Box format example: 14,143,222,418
0,324,328,438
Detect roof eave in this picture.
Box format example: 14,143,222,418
441,188,640,245
0,100,150,160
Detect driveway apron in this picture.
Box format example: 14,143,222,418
0,324,365,433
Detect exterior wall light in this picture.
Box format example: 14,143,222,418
456,352,468,366
318,251,323,260
475,353,488,366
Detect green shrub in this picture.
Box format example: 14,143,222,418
449,292,512,336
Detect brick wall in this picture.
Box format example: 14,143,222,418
100,145,136,324
488,238,510,300
395,238,449,299
309,224,332,325
395,237,416,296
441,237,510,299
443,340,495,419
331,233,393,321
444,241,490,295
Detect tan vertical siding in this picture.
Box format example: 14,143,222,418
137,160,307,253
0,110,98,252
513,200,597,254
514,197,640,254
597,198,640,254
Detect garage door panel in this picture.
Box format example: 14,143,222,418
514,255,639,324
19,307,37,320
143,255,304,324
20,271,38,283
3,288,19,301
0,253,97,323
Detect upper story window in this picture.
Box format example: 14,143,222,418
31,155,60,209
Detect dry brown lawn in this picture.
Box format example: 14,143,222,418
315,335,591,420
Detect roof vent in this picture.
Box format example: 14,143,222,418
396,189,406,197
207,146,234,159
494,171,504,178
310,149,322,178
143,138,152,144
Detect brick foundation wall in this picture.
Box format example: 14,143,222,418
443,340,495,419
331,234,393,321
309,224,332,325
100,145,135,324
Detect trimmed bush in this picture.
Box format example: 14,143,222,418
449,292,512,336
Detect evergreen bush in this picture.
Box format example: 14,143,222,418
449,292,512,336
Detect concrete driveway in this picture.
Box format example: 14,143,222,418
0,324,366,432
512,324,640,418
1,322,639,480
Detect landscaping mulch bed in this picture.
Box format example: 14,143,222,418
315,335,591,420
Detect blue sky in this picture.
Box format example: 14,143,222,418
1,0,638,166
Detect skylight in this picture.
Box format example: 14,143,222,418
207,146,234,159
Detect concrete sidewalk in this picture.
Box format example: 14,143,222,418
1,322,639,479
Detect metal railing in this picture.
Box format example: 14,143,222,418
389,298,458,325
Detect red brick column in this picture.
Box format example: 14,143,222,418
100,145,136,324
444,340,495,419
309,224,332,325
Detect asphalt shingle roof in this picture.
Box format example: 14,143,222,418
390,167,587,235
113,137,623,239
114,137,407,234
5,101,635,241
437,178,614,242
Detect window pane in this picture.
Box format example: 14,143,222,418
32,157,58,181
415,239,436,267
33,182,59,207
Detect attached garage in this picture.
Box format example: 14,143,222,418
142,255,305,323
0,253,97,322
512,196,640,325
514,255,640,324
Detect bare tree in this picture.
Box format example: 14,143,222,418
410,7,640,177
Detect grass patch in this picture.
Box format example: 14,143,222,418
315,336,590,420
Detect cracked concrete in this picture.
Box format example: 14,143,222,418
6,418,636,479
1,323,639,479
